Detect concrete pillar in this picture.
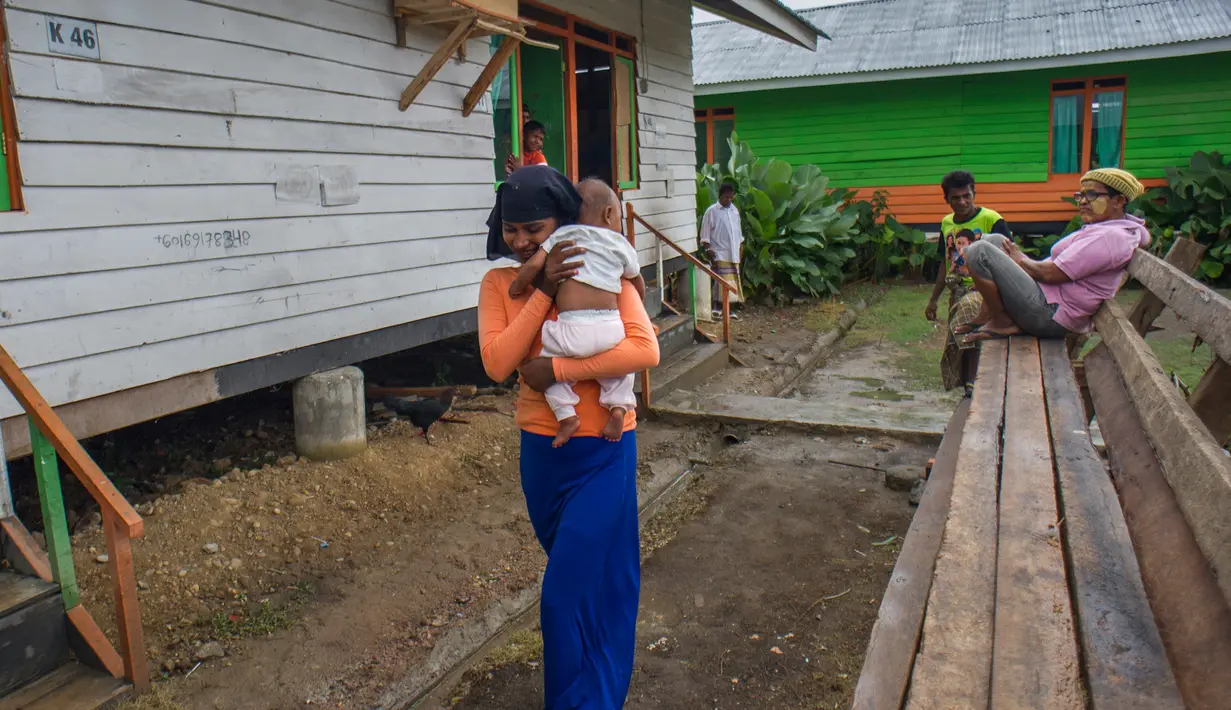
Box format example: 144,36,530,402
293,366,367,461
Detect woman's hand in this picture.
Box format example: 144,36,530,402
505,154,519,177
539,240,586,298
1000,238,1027,266
519,357,556,392
925,299,939,322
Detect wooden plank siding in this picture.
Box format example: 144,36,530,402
697,52,1231,227
0,0,698,424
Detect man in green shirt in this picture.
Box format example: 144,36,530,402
925,171,1011,394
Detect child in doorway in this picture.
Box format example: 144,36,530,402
509,179,646,447
505,120,549,176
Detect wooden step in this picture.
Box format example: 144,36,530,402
0,573,57,617
1,573,69,697
653,313,695,360
0,663,129,710
637,341,728,405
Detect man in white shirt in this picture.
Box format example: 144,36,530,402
699,182,744,312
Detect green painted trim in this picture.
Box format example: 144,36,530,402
617,55,639,191
28,420,79,609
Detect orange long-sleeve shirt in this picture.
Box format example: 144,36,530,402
478,267,660,438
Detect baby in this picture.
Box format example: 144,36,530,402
509,179,646,447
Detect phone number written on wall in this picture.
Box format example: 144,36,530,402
153,229,252,249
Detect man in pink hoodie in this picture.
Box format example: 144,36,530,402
957,168,1151,342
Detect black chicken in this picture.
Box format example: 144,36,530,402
383,388,456,444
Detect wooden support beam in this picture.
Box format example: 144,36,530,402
0,515,53,581
66,606,125,679
462,35,520,117
991,338,1082,708
399,17,478,111
29,422,79,610
1188,357,1231,444
103,508,149,692
1093,299,1231,605
853,398,970,710
1040,340,1181,709
1085,347,1231,710
1127,238,1207,335
1126,249,1231,363
906,339,1008,710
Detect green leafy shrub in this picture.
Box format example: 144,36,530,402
1133,150,1231,282
844,189,937,281
697,135,858,300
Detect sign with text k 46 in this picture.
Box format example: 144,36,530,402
46,15,100,60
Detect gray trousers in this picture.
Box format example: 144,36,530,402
964,234,1068,338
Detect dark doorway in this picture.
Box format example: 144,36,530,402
574,42,612,183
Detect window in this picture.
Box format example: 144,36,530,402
1050,77,1126,175
0,16,21,210
501,1,639,189
695,108,735,170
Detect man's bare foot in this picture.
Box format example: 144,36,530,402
962,323,1022,344
602,408,627,442
553,416,581,448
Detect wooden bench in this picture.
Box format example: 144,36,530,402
853,239,1231,710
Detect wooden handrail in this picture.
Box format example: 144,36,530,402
0,343,149,691
629,206,738,296
628,204,737,346
0,345,143,536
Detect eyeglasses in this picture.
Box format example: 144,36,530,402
1074,190,1111,203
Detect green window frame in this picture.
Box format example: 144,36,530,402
614,55,639,190
491,36,521,187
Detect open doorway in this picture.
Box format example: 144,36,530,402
574,43,612,182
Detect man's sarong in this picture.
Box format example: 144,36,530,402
520,431,640,709
712,260,744,305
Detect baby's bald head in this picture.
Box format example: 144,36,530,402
577,178,622,232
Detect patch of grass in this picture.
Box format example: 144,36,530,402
206,581,314,640
802,301,846,333
112,684,186,710
480,628,544,670
844,284,936,347
1085,332,1213,388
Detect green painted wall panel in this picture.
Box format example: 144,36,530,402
697,52,1231,187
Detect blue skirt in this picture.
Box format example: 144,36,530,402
520,431,640,710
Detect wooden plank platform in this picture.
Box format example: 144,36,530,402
853,397,971,710
1039,340,1181,709
906,339,1008,709
990,338,1082,709
1086,347,1231,710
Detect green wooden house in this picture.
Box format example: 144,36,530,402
693,0,1231,231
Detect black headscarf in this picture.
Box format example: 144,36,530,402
486,166,581,261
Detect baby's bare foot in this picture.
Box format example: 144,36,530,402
602,408,627,443
553,416,581,448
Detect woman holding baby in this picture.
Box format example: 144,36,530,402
478,167,659,708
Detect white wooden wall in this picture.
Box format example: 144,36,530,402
0,0,697,420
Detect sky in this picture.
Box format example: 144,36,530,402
692,0,861,24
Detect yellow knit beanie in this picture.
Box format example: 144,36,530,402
1081,168,1145,201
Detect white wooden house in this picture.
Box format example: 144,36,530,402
0,0,816,457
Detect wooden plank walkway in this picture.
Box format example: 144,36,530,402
906,339,1008,709
990,338,1082,709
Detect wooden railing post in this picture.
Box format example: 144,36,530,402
625,202,636,248
29,420,79,610
722,287,731,345
103,507,149,692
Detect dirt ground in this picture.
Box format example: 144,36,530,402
446,431,930,710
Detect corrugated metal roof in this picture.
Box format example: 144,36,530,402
693,0,1231,86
